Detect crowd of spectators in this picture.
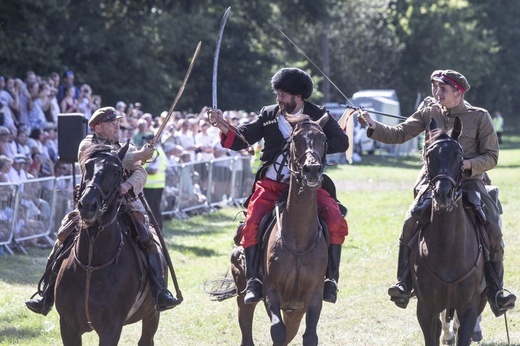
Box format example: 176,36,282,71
0,69,260,251
0,69,261,183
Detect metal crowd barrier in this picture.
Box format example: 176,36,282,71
0,156,255,255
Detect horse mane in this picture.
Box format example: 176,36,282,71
79,143,113,165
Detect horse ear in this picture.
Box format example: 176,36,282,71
451,116,462,140
318,113,330,127
429,118,438,131
118,140,130,160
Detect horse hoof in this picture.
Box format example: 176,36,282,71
441,334,455,346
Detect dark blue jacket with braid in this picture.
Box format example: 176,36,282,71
221,101,348,177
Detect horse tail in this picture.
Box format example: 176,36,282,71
204,270,237,302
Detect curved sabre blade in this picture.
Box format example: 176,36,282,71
151,41,202,146
212,6,231,110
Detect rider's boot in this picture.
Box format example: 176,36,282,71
148,252,181,311
244,245,262,304
25,245,60,316
388,244,413,308
323,244,342,303
484,260,516,317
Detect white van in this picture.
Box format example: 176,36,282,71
351,90,417,156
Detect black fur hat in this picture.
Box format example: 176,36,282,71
271,68,313,99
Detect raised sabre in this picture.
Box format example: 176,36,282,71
207,7,254,155
274,25,407,121
212,6,231,110
150,41,202,147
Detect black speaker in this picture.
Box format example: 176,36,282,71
58,113,87,163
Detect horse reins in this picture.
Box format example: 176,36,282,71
74,223,125,330
75,151,126,329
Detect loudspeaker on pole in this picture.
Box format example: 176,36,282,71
58,113,87,163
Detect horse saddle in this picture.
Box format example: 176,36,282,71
232,174,345,247
410,186,501,228
232,191,331,248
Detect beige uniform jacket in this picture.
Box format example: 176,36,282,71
367,100,499,181
78,134,147,212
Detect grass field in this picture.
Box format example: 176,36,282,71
1,136,519,346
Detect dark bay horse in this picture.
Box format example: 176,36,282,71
55,142,160,346
412,117,486,346
208,114,330,346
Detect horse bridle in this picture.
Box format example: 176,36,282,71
287,120,327,189
425,137,464,210
79,151,124,225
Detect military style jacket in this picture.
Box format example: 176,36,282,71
368,101,498,182
78,134,147,212
221,101,349,177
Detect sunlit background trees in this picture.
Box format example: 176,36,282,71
1,0,518,128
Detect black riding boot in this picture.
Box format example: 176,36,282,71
323,244,342,303
388,245,413,308
148,252,181,311
244,245,262,304
25,247,60,316
485,260,516,317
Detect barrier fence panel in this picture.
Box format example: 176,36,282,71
0,182,20,255
207,157,234,207
162,163,183,219
3,158,257,254
177,161,210,217
230,156,255,207
13,177,56,253
50,175,78,235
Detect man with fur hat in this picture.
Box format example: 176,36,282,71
26,107,181,316
358,69,516,316
208,67,349,304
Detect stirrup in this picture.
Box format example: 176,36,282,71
388,282,411,309
388,282,410,297
244,278,262,304
155,289,181,311
323,279,338,303
25,295,53,316
489,288,516,317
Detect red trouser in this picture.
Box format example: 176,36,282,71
241,178,348,248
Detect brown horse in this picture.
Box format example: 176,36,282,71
412,117,486,346
54,143,160,346
208,114,330,346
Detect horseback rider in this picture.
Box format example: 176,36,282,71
25,106,180,315
207,67,349,304
358,69,516,317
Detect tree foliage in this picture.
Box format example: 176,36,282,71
0,0,518,128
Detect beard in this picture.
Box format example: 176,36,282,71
278,96,298,114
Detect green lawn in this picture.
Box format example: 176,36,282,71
1,136,519,345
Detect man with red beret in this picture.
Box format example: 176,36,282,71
358,70,516,317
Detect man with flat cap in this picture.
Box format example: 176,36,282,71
208,67,350,304
26,106,180,315
358,70,516,316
